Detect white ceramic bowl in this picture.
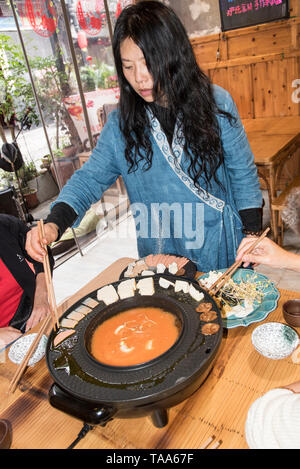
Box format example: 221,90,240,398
8,333,48,367
252,322,299,360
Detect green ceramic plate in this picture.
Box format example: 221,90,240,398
197,269,280,329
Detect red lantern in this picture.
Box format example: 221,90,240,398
25,0,57,38
77,30,88,50
76,0,103,36
115,2,122,18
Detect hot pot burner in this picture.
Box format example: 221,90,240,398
46,274,223,430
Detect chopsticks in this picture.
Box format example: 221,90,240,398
8,315,51,394
208,227,270,296
8,220,60,394
200,435,222,449
37,219,59,330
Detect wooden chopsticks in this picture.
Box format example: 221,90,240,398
200,435,222,449
208,227,270,296
37,220,59,330
8,220,60,393
8,315,52,394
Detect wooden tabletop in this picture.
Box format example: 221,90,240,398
242,116,300,166
1,257,300,449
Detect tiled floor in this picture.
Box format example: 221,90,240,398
38,190,300,305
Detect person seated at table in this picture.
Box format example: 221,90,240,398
24,1,262,272
236,188,300,272
0,214,54,348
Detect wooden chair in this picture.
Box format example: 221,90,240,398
271,175,300,246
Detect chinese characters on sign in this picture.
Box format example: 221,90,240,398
226,0,283,16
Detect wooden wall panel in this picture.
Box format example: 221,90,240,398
227,23,293,59
191,18,300,119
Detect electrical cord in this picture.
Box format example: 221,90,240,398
67,423,94,449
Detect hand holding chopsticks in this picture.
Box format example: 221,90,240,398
37,220,59,331
208,227,270,296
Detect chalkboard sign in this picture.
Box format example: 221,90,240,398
219,0,289,31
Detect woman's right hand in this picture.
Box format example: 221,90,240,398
25,223,59,262
235,236,288,270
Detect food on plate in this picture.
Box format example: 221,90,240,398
90,307,181,366
189,284,204,302
97,284,119,305
201,323,220,335
176,268,185,276
168,262,178,274
82,297,99,308
53,329,76,347
199,270,269,319
196,302,212,313
60,318,78,329
67,311,86,321
123,254,190,278
74,304,92,315
199,311,217,322
174,279,189,293
159,277,175,289
117,278,136,299
136,277,155,295
157,263,166,273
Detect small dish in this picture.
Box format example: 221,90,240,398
283,299,300,327
198,269,280,329
8,333,48,367
252,322,299,360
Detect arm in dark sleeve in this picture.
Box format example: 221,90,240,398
45,202,77,240
239,207,262,232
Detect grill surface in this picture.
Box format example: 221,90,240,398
46,275,223,409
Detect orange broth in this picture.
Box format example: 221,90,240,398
90,306,180,367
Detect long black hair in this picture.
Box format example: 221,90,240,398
112,1,234,190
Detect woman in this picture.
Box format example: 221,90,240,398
25,1,262,272
0,214,53,347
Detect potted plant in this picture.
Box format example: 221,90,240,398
19,161,39,209
0,34,39,144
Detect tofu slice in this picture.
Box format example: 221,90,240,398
117,279,136,299
156,263,166,274
189,284,204,302
175,280,189,293
159,277,175,289
168,262,178,274
136,277,155,296
97,284,119,305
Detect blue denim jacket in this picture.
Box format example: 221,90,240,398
53,85,262,271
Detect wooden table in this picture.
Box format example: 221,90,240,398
1,257,300,449
242,116,300,243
